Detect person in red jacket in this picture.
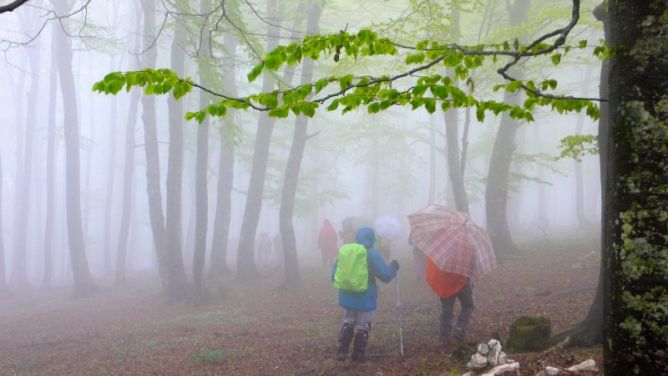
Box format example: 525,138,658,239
424,250,475,345
318,219,339,267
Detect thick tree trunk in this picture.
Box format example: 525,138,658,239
279,0,323,285
140,0,168,286
236,0,283,278
484,0,530,256
209,33,238,280
103,86,118,276
43,26,58,288
54,0,96,296
163,23,190,300
11,41,39,288
604,1,667,373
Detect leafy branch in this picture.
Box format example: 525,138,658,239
94,0,602,124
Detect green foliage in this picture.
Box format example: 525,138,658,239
558,134,599,161
95,17,603,125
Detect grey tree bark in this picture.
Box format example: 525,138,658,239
164,21,190,300
192,0,213,299
236,0,283,278
43,25,59,288
115,73,141,285
0,153,6,291
443,0,469,214
53,0,96,296
279,0,324,285
484,0,530,256
208,32,238,281
11,13,40,287
140,0,168,286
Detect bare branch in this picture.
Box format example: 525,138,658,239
0,0,29,14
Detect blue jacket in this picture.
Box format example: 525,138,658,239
332,227,398,311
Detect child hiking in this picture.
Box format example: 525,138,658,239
332,227,399,362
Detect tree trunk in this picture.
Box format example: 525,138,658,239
236,0,284,278
209,33,238,280
279,0,324,285
574,67,594,227
11,35,39,288
484,0,530,256
53,0,96,296
140,0,168,286
0,153,6,291
428,115,437,203
443,0,469,214
115,79,140,285
604,1,667,373
43,25,58,288
193,0,213,299
103,80,119,276
164,22,189,300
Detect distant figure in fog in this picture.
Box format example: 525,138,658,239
273,232,284,269
255,232,273,269
318,219,338,267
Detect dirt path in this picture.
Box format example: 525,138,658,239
0,238,602,375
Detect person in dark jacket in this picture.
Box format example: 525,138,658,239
332,227,399,362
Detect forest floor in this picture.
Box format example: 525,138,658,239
0,235,603,375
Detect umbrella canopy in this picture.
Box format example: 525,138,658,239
374,216,402,241
407,204,496,278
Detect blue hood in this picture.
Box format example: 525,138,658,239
355,227,376,249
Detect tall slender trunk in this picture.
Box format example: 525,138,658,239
444,0,469,214
140,0,168,285
53,0,96,296
209,33,238,280
164,22,189,300
484,0,530,256
279,0,324,285
427,115,437,203
193,0,213,298
103,82,119,276
574,67,594,227
43,26,59,288
236,0,283,278
115,79,141,285
0,153,6,291
12,36,40,287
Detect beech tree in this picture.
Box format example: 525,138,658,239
94,0,666,372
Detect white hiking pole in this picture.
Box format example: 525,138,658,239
395,274,405,360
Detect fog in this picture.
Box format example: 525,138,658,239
0,0,605,373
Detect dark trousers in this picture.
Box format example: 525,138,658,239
439,282,474,339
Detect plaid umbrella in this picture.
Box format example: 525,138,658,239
407,204,496,277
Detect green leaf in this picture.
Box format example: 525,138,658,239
578,40,588,48
551,53,562,65
268,107,289,118
247,62,265,82
476,106,485,122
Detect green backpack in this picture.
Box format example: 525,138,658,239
334,243,369,292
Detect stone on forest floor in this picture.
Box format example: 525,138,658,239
467,353,488,370
565,359,598,372
506,316,552,352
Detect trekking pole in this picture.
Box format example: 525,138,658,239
395,274,405,360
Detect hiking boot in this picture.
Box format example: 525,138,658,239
453,326,466,341
336,323,354,361
351,330,369,362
